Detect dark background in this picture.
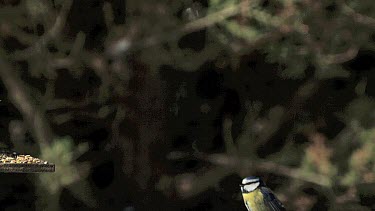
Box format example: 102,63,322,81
0,0,374,210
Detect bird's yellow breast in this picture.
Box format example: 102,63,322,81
242,189,268,211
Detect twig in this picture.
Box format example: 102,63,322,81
203,153,331,186
0,22,37,45
284,79,319,122
175,166,233,198
170,151,330,198
107,1,252,55
322,47,359,65
251,79,319,148
342,4,375,28
223,118,237,154
0,58,53,149
190,152,331,186
255,160,330,187
12,0,73,60
105,105,126,150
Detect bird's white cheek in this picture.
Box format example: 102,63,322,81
243,182,260,192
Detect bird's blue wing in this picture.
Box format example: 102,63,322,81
260,187,285,211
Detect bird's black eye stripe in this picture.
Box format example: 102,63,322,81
240,181,258,186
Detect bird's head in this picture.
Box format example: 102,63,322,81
240,176,264,193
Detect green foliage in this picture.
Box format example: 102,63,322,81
300,134,337,186
209,0,373,79
39,137,88,191
37,137,95,207
343,127,375,186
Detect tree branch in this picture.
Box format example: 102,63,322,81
168,151,331,198
106,1,254,55
12,0,73,60
342,4,375,28
0,58,54,148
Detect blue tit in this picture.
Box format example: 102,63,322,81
240,176,285,211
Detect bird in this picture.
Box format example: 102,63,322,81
240,176,285,211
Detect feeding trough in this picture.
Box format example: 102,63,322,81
0,149,55,173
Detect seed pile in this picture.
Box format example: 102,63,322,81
0,153,49,164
